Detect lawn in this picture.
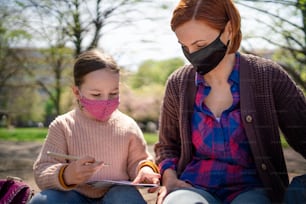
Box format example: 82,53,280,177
0,128,289,147
0,128,158,145
0,128,48,141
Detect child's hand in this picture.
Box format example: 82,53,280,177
132,166,160,185
63,156,105,185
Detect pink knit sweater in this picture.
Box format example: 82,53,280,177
33,108,153,198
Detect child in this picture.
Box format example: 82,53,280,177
30,49,160,204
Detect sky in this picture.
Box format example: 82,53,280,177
16,0,297,71
101,1,181,71
100,1,280,71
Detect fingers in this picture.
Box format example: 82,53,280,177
152,176,161,184
132,174,141,184
133,172,161,185
147,186,159,193
156,186,167,204
76,156,106,171
76,156,95,165
144,172,161,183
64,156,107,185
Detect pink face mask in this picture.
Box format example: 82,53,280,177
79,96,119,121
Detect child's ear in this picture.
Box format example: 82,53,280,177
72,86,80,98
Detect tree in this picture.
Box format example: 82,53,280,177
119,57,184,124
23,47,74,117
0,1,35,127
0,1,31,91
236,0,306,90
130,57,184,89
9,0,159,121
16,0,156,57
0,0,175,126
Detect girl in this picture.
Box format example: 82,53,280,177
30,49,160,204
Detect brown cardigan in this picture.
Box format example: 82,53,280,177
154,53,306,203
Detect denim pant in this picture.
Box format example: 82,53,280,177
284,174,306,204
29,185,146,204
163,187,271,204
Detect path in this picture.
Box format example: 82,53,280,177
0,141,305,203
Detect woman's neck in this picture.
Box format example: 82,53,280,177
203,53,236,86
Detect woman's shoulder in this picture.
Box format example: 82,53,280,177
240,53,282,71
240,53,290,78
166,64,196,86
240,53,300,96
169,64,195,78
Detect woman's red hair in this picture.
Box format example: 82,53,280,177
171,0,242,53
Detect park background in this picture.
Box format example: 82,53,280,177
0,0,305,132
0,1,305,203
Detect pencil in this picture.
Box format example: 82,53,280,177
46,151,110,166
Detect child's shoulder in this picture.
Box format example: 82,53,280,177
114,110,137,124
48,109,76,127
113,110,141,129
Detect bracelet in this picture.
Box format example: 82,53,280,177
138,161,160,174
58,165,77,189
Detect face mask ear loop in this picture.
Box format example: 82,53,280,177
226,40,230,46
225,39,231,54
218,28,231,46
77,99,83,110
77,87,84,110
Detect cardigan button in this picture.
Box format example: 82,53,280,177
246,115,253,123
261,163,267,171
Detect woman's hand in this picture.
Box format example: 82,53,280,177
155,169,192,204
132,166,161,185
63,156,105,185
156,178,192,204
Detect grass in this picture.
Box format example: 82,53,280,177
0,128,289,147
0,128,158,145
143,132,158,145
280,135,289,148
0,128,48,141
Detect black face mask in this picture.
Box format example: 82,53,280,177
182,33,229,75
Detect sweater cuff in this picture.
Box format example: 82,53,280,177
137,161,160,174
58,165,77,189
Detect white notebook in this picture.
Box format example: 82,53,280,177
87,179,159,188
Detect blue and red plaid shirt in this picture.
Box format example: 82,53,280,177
159,53,262,203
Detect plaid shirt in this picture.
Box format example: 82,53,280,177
159,53,261,203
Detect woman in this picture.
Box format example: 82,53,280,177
154,0,306,203
30,49,160,204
